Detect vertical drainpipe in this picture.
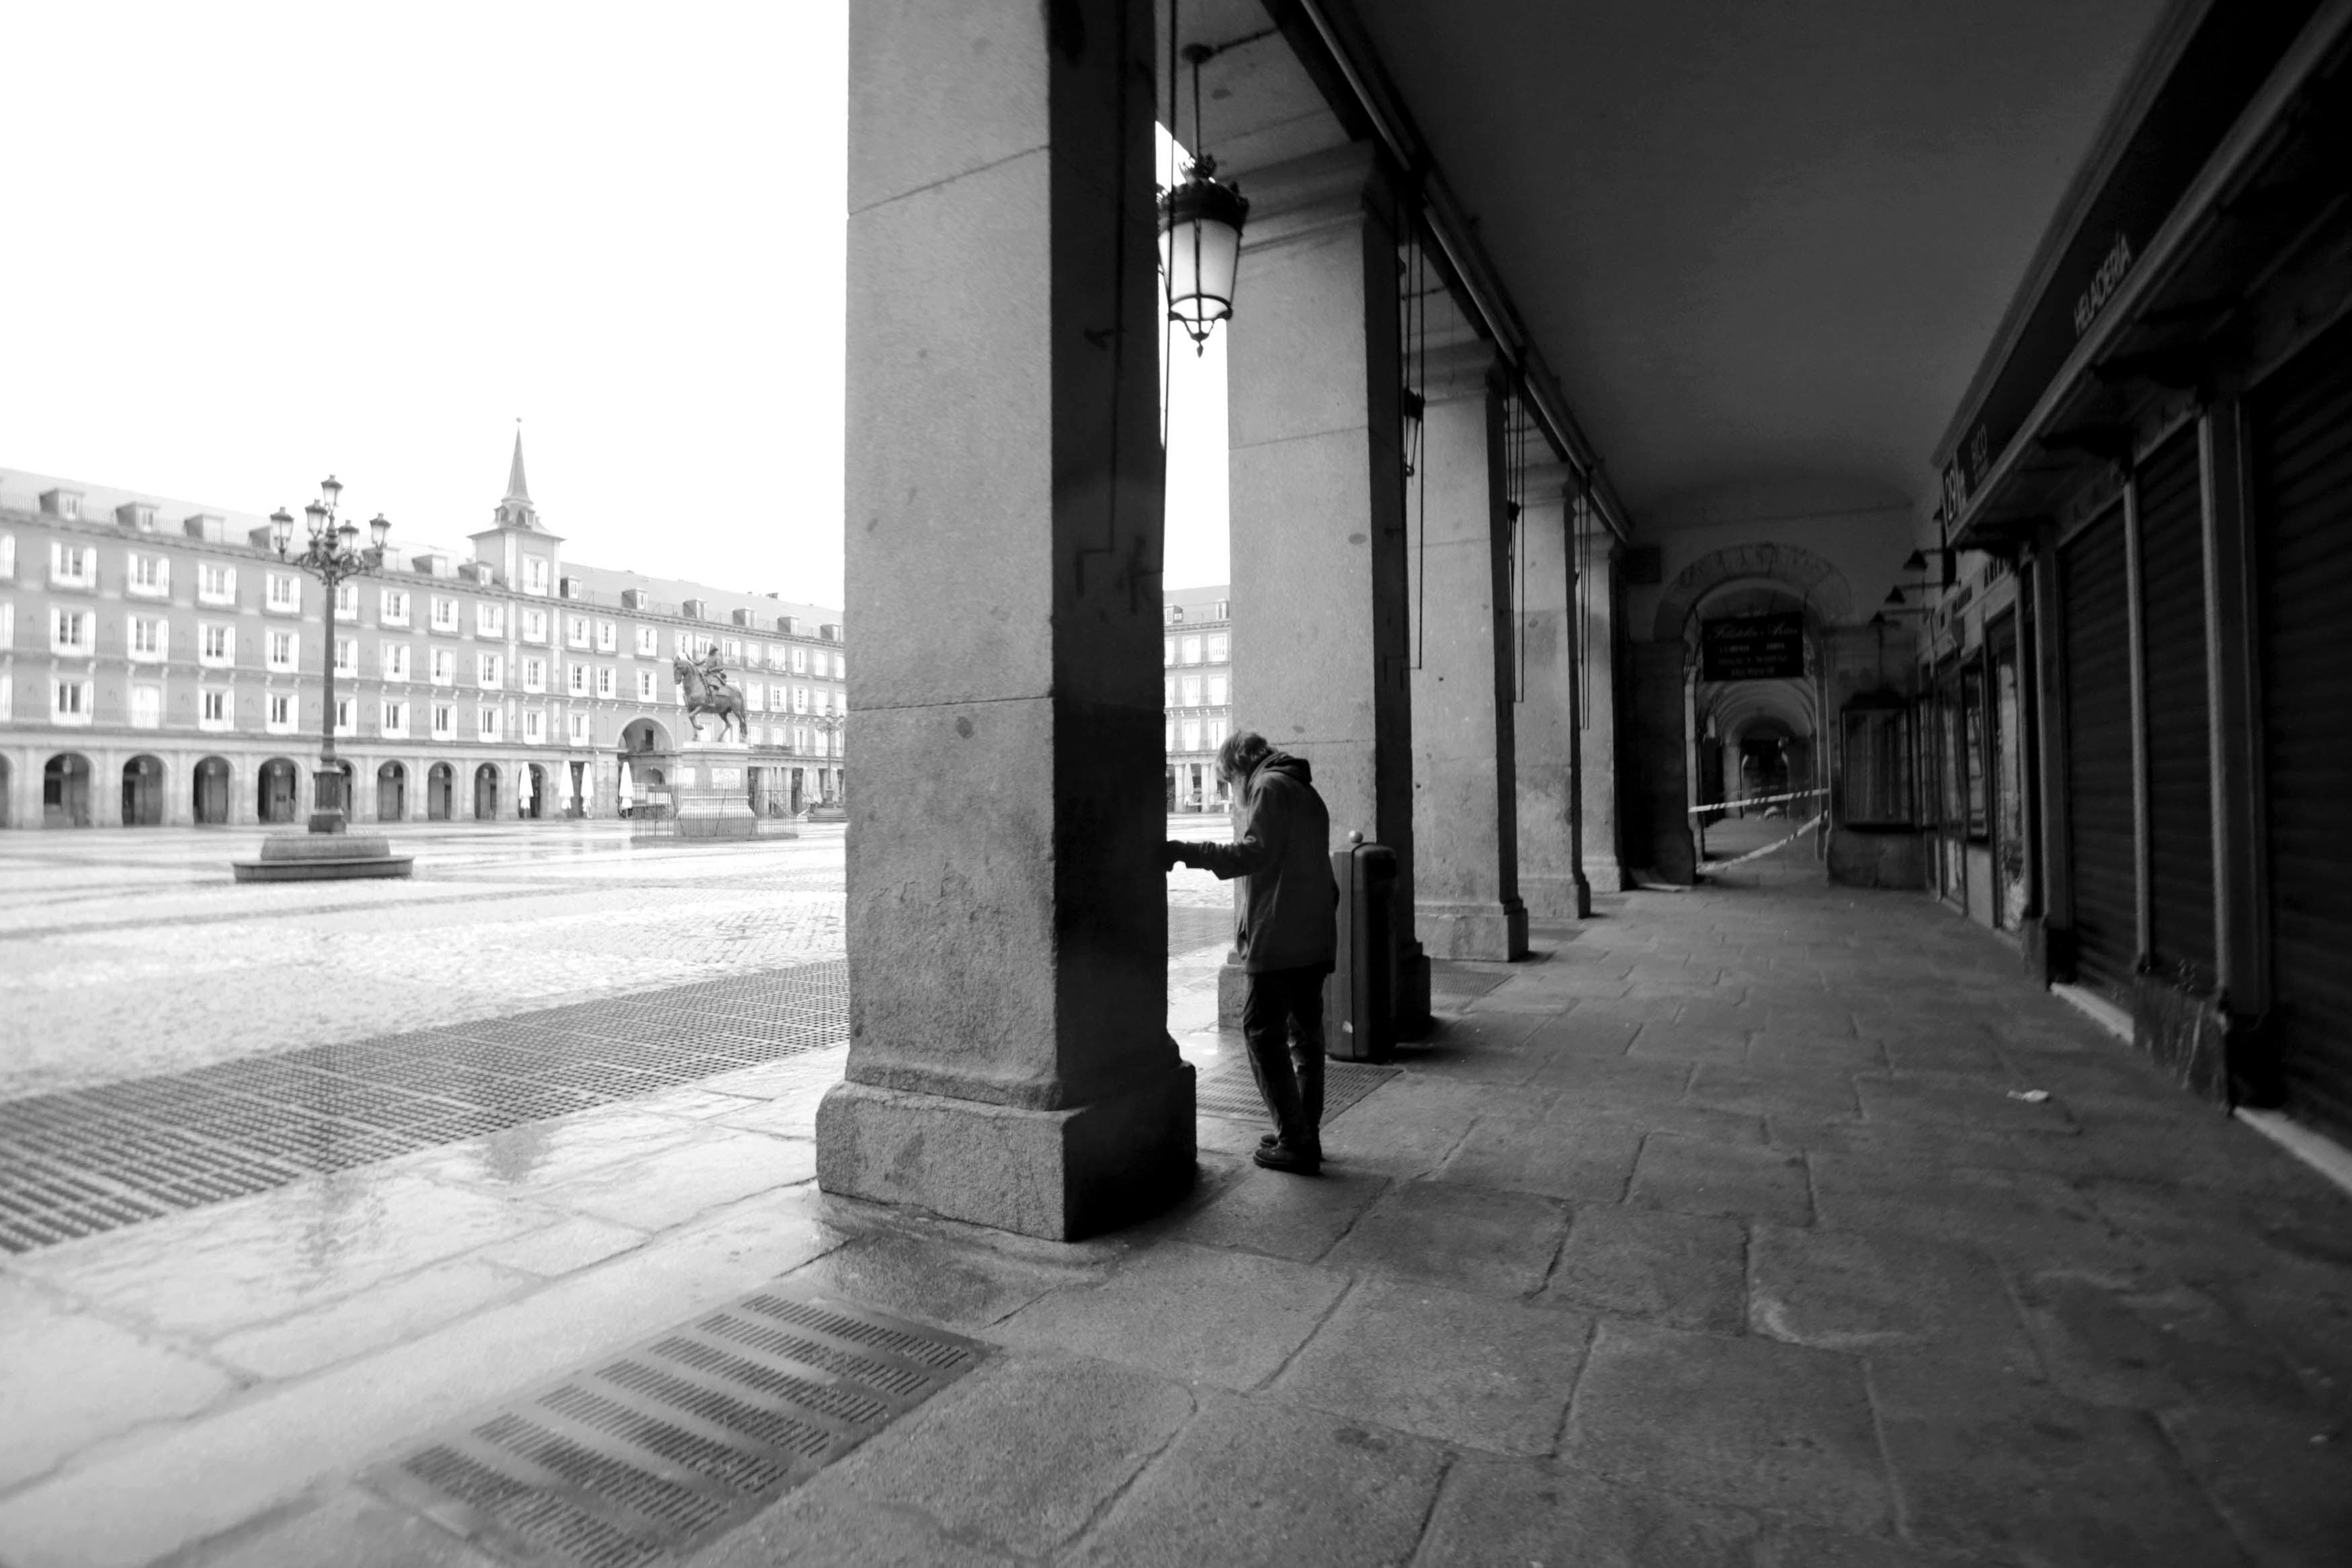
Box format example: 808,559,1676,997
2198,400,2266,1072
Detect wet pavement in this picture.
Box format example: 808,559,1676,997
2,828,2348,1565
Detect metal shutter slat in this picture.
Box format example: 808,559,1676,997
2062,506,2136,997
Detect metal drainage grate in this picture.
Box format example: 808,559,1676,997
0,958,849,1254
1193,1056,1398,1127
370,1284,987,1568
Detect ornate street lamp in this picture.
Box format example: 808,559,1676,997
269,475,391,833
1159,41,1250,352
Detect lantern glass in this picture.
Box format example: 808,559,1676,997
304,500,328,539
370,512,391,549
337,519,361,552
269,509,294,554
1159,175,1249,347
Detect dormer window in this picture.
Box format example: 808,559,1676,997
40,488,84,521
523,556,550,595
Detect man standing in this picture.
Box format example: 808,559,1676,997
1167,732,1335,1173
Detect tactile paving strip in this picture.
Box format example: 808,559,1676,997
370,1284,986,1568
0,959,849,1254
1192,1056,1399,1127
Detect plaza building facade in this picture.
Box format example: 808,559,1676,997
0,441,847,830
1162,585,1232,813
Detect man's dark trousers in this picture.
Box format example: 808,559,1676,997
1240,965,1327,1147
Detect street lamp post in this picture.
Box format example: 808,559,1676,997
269,476,392,834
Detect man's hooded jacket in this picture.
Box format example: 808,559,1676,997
1178,752,1337,973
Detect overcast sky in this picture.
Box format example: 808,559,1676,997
3,1,1231,607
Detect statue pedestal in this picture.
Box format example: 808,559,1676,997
671,740,759,840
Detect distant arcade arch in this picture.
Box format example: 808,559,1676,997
1654,542,1855,644
121,754,165,826
257,758,300,823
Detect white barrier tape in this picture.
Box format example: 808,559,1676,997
1713,813,1826,867
1688,787,1826,816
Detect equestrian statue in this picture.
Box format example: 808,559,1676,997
673,652,749,742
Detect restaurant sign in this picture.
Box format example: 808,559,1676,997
1702,613,1806,682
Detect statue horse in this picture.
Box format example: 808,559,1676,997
673,654,749,742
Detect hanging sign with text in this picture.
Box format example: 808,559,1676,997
1702,613,1806,682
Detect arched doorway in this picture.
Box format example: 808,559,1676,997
377,761,407,822
427,762,455,822
194,756,233,825
790,767,806,815
620,717,672,754
44,754,92,828
121,755,165,826
567,760,587,818
257,758,300,823
520,763,548,820
473,763,500,821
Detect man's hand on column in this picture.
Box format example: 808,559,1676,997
1163,841,1192,871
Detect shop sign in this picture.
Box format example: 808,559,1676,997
1702,613,1806,681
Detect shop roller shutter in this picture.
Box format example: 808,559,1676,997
2136,427,2214,981
2060,503,2137,998
2251,316,2352,1141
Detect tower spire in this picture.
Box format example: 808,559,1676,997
493,423,540,531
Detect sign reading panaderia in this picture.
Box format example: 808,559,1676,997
1702,613,1806,682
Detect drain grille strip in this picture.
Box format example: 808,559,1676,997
0,960,849,1254
373,1286,986,1568
1192,1057,1398,1126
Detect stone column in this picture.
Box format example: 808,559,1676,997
1630,640,1697,883
1577,525,1632,891
1218,142,1429,1027
1514,464,1587,918
816,0,1193,1242
1404,348,1529,958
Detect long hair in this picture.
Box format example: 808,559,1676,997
1216,730,1273,785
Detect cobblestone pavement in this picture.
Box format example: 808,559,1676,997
1,868,2345,1566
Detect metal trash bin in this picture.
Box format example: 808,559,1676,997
1325,830,1399,1063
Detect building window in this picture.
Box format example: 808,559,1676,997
128,553,169,597
265,572,301,613
1164,677,1176,707
130,617,169,662
429,648,455,686
476,602,505,638
267,629,298,672
478,653,502,689
432,703,455,740
201,623,234,666
1207,634,1229,662
791,646,808,674
569,712,591,744
382,642,411,682
334,638,357,677
478,707,503,741
267,693,296,732
0,533,14,579
788,685,806,713
431,596,459,633
1179,674,1202,707
523,708,545,743
522,609,547,644
597,619,618,652
566,615,589,648
767,644,788,670
382,700,408,738
52,609,91,655
636,668,657,701
523,556,550,595
130,685,163,729
1181,635,1202,664
200,562,237,605
597,666,616,699
724,638,741,660
1181,718,1202,752
521,657,546,693
334,581,358,618
567,662,587,695
54,679,92,724
1206,715,1227,749
1207,674,1228,705
634,625,658,658
335,697,355,732
50,543,95,587
380,588,411,626
201,689,231,730
1163,638,1176,667
745,681,765,713
833,653,845,680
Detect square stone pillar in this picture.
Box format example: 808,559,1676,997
1410,349,1529,959
1219,142,1429,1029
1579,524,1632,892
1630,639,1698,884
816,0,1193,1242
1513,465,1587,918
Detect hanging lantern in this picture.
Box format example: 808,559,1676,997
1159,40,1248,352
1160,157,1249,351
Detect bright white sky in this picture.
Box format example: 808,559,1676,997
3,2,1230,607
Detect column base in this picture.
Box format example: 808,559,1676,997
1519,873,1591,920
1583,857,1634,894
814,1061,1197,1242
1415,898,1530,961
